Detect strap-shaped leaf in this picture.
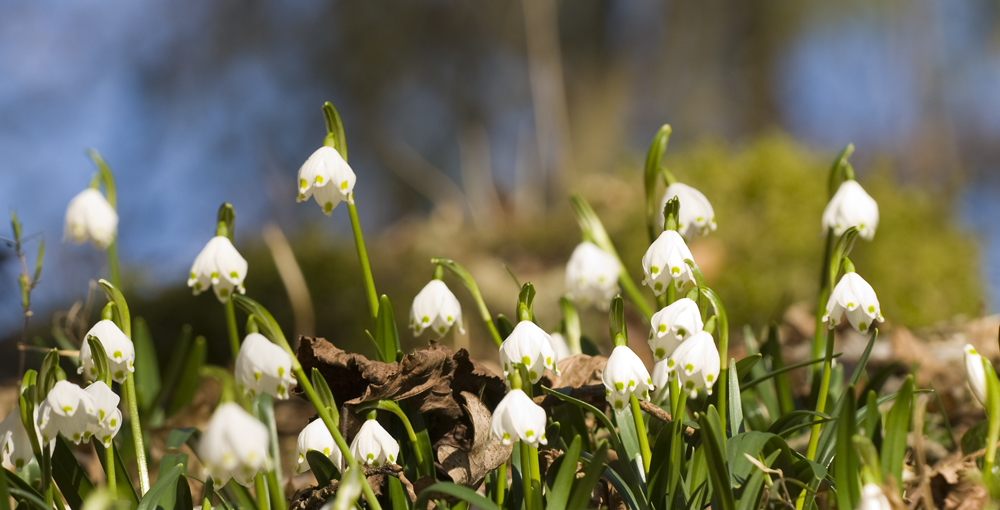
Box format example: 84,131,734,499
698,406,735,510
728,359,743,437
137,463,184,510
735,450,781,510
741,353,842,391
166,428,202,451
307,450,341,487
546,436,581,510
231,295,290,352
414,482,501,510
37,349,61,401
155,453,189,510
882,375,913,491
834,385,861,510
93,441,139,507
375,295,401,363
733,354,760,381
310,368,340,427
566,445,609,510
51,436,95,510
167,336,206,417
496,314,514,340
643,124,672,240
558,297,582,355
131,318,161,412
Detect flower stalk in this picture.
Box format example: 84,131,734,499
123,372,149,494
432,258,504,347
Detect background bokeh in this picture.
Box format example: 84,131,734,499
1,0,998,372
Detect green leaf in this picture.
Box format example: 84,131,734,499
231,295,290,349
567,445,608,510
546,436,581,510
962,419,989,457
496,315,514,339
882,375,913,491
388,477,409,510
152,325,193,418
414,483,501,510
222,482,255,510
166,428,202,451
93,442,139,507
375,295,401,364
735,450,781,510
7,489,49,510
97,279,131,338
85,338,112,387
131,318,161,412
137,463,184,510
51,436,95,510
643,124,672,237
833,385,861,510
740,354,841,391
310,368,340,427
174,475,193,510
558,297,582,355
698,406,735,510
854,435,882,485
37,349,61,401
517,283,536,323
608,296,626,345
167,336,206,417
307,450,340,487
614,406,643,481
729,358,743,437
815,329,879,469
733,355,760,381
155,453,189,510
0,466,10,510
3,468,45,510
761,323,794,415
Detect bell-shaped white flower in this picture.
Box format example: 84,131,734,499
37,381,99,445
295,418,343,474
964,344,988,408
350,419,399,467
297,146,357,216
823,272,884,334
650,360,672,403
858,484,891,510
641,230,695,296
669,331,720,397
79,320,135,384
199,403,270,487
0,406,35,470
409,280,465,337
489,389,547,448
648,298,703,362
235,333,296,400
64,189,118,249
187,236,248,303
565,242,621,310
602,346,653,413
83,382,122,448
659,183,717,238
499,321,559,384
548,332,573,361
822,180,879,241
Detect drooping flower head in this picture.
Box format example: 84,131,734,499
822,272,884,334
0,406,35,470
409,280,464,337
602,346,654,413
350,419,399,467
650,360,672,404
295,418,343,474
858,484,891,510
199,403,270,487
187,236,248,303
235,333,296,400
79,320,135,383
641,230,695,296
83,382,122,448
297,147,357,215
499,321,559,384
669,331,720,397
565,242,621,310
490,389,547,448
822,180,879,241
64,189,118,249
648,298,703,362
964,344,988,408
659,183,717,238
36,381,99,445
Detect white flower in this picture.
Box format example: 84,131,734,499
199,403,269,487
295,418,343,474
565,242,621,310
64,189,118,249
858,484,891,510
489,389,547,448
658,183,717,238
350,419,399,467
37,381,99,445
83,382,122,448
79,320,135,384
651,360,672,403
0,406,35,470
409,280,465,337
499,321,560,384
964,344,988,408
822,272,884,334
648,298,703,362
822,180,879,241
548,332,572,360
187,236,248,303
641,230,695,296
297,146,357,215
235,333,296,400
669,331,720,397
602,346,653,413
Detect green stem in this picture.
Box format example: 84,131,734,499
381,403,430,478
494,459,506,507
265,471,286,510
107,241,121,290
669,376,681,417
124,373,150,494
225,299,241,362
805,328,835,461
254,472,269,510
41,443,52,506
520,442,534,510
618,271,654,322
529,445,542,510
630,394,652,477
811,230,834,380
104,440,117,500
666,389,689,504
347,201,379,323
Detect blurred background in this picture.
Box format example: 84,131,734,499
1,0,997,374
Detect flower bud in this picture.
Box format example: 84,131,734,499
641,230,695,296
187,236,248,303
858,484,891,510
489,389,547,448
823,272,884,334
350,419,399,467
822,180,879,241
648,298,703,362
602,346,653,413
79,320,135,383
964,344,988,408
565,242,620,310
64,189,118,249
235,333,297,400
0,406,36,470
409,280,464,337
297,147,357,215
499,321,559,384
295,418,343,474
37,381,99,445
669,331,720,397
659,183,717,238
199,403,269,487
